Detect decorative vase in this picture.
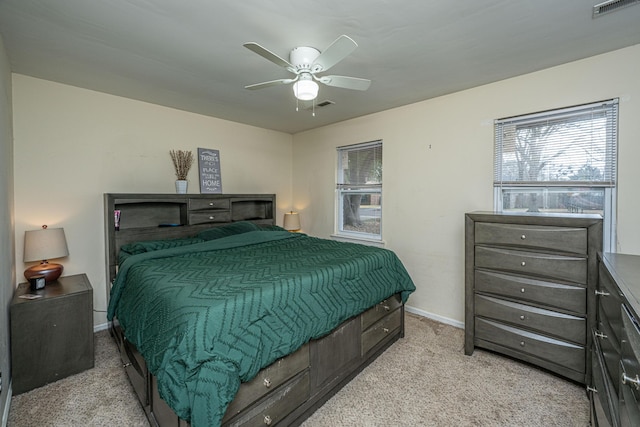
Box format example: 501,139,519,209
175,180,188,194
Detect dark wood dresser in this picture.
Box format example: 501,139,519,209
10,273,94,394
590,253,640,427
465,211,602,384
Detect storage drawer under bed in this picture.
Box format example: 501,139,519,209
362,306,402,356
361,294,402,330
222,343,310,423
121,337,149,406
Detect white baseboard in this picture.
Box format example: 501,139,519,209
404,305,464,329
94,322,109,333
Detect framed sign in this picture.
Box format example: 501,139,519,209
198,148,222,194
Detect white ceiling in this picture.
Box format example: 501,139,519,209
0,1,639,134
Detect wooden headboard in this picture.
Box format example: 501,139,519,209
104,193,276,302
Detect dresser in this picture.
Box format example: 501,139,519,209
10,274,94,394
465,212,602,384
590,253,640,427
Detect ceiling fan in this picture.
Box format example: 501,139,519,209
243,35,371,102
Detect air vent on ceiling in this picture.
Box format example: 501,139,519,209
593,0,640,18
305,100,335,110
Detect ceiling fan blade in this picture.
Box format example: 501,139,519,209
311,35,358,73
245,78,296,90
318,75,371,91
243,42,294,70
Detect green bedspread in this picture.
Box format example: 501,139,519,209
107,230,415,426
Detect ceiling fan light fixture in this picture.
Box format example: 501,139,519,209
293,78,319,101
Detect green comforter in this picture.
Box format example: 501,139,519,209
107,230,415,426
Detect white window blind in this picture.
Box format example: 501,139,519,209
495,99,618,187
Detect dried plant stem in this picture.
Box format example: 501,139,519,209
170,150,194,180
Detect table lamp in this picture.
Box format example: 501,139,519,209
283,211,301,232
23,225,69,283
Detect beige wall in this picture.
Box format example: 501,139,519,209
292,44,640,325
12,75,293,327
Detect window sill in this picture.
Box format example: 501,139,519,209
330,234,386,248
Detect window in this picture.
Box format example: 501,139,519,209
494,99,618,251
336,140,382,240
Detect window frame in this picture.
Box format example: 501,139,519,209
335,140,383,242
493,99,618,252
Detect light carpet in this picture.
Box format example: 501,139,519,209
8,314,589,426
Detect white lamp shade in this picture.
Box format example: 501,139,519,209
283,212,301,231
293,79,319,101
23,227,69,262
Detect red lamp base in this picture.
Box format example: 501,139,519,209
24,262,64,283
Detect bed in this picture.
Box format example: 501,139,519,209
104,193,416,426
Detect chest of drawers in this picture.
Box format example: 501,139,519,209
465,212,602,383
590,253,640,427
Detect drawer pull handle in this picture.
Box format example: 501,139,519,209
209,216,215,220
264,415,273,425
519,341,525,347
622,373,640,391
595,290,610,297
521,234,526,240
209,202,214,206
521,261,526,267
519,315,525,321
383,327,390,333
520,288,525,293
586,386,597,393
383,305,390,312
595,331,608,339
263,378,272,388
123,362,132,368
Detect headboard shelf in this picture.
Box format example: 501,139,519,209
104,193,276,303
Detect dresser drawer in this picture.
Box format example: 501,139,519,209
223,344,309,423
475,246,587,284
620,305,640,427
475,294,585,344
595,322,620,397
475,270,586,314
475,222,587,254
189,198,230,211
227,371,310,427
598,265,624,343
361,294,402,330
188,211,232,225
362,308,402,356
475,317,585,373
591,333,618,427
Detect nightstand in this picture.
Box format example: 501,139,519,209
10,273,94,394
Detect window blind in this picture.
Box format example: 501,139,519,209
337,140,382,188
494,99,618,188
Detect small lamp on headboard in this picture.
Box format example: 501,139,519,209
23,225,69,283
283,211,301,232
